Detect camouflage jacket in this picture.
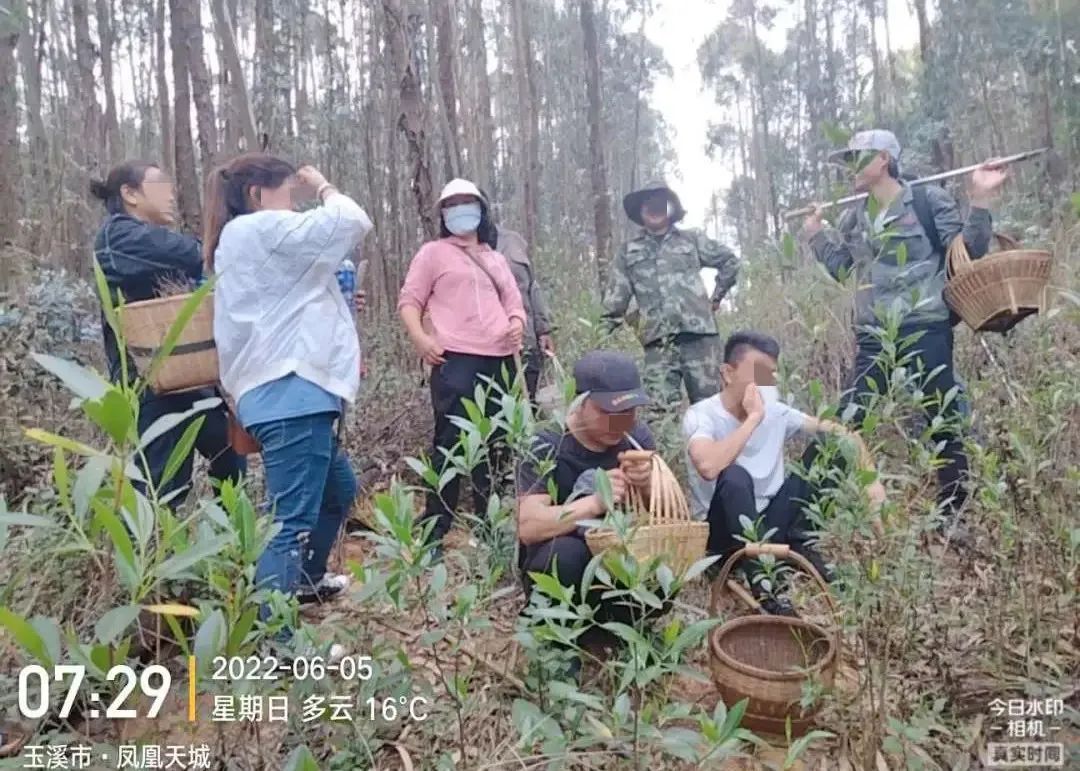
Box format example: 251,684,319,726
808,184,992,333
601,227,739,346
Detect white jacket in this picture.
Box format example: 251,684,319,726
213,193,373,404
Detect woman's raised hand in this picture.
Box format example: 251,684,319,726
296,165,329,193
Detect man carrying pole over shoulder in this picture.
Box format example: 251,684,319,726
799,129,1008,533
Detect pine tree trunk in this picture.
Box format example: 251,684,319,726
468,0,496,195
71,0,103,176
16,0,48,180
155,0,173,173
580,0,612,279
510,0,539,248
173,0,217,175
169,0,201,231
913,0,930,65
0,20,18,290
210,0,258,152
383,0,437,240
433,0,463,177
95,0,123,163
865,0,883,125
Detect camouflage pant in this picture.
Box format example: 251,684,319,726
642,333,722,414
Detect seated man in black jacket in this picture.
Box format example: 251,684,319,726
91,161,243,504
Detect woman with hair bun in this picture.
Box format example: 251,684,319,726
90,161,244,505
206,153,372,628
398,178,526,556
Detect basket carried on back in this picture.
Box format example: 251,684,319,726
943,233,1052,334
709,543,839,738
119,292,218,393
584,450,708,576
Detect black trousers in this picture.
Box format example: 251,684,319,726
520,533,671,626
846,324,968,514
523,348,543,403
705,454,832,583
138,388,245,505
422,351,514,540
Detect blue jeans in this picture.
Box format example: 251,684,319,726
249,413,357,605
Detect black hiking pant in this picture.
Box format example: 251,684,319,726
138,388,245,505
705,443,834,584
421,352,514,542
845,323,968,516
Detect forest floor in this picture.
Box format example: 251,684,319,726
1,246,1078,769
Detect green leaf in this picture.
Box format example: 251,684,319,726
31,353,109,401
30,616,62,667
781,231,796,261
137,397,221,450
0,511,59,529
282,745,321,771
193,609,227,668
92,498,137,579
511,699,548,744
53,448,72,512
95,605,141,645
158,415,205,490
83,389,134,446
0,607,53,667
227,606,259,656
155,534,230,580
24,428,104,457
661,727,703,761
526,571,573,605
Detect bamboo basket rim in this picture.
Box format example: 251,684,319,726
709,614,838,682
946,232,1051,279
120,291,212,310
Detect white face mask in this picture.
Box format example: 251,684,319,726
443,202,482,236
757,385,780,405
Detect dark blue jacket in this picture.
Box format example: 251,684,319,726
92,214,203,383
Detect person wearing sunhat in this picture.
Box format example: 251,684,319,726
399,178,527,554
601,180,740,417
516,350,657,624
800,129,1007,531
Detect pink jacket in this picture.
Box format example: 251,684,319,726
398,236,527,357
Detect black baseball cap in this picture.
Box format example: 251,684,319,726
573,350,651,413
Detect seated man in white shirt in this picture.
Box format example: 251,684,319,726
683,331,885,611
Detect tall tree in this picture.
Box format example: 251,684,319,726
155,0,173,173
580,0,612,277
433,0,463,176
95,0,123,163
16,0,48,179
71,0,104,176
169,0,201,230
383,0,437,240
509,0,540,248
210,0,258,152
172,0,218,175
0,13,17,290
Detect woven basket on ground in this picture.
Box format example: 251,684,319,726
584,450,708,576
709,543,839,738
119,292,218,393
943,233,1052,334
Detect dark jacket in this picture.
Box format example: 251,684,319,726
92,214,203,383
808,184,992,333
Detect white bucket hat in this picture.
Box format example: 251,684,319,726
437,178,486,207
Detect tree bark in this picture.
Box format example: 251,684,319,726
912,0,930,65
0,19,18,283
15,0,47,179
433,0,463,177
169,0,201,230
509,0,540,248
580,0,612,279
210,0,259,152
95,0,123,163
468,0,496,194
383,0,437,240
173,0,218,175
71,0,103,176
865,0,882,125
155,0,173,173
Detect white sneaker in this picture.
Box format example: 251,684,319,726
297,572,350,605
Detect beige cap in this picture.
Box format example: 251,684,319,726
437,178,486,206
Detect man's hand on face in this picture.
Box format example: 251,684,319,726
742,382,766,424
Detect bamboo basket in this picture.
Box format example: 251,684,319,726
943,233,1052,334
119,292,218,393
709,543,839,738
584,450,708,576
